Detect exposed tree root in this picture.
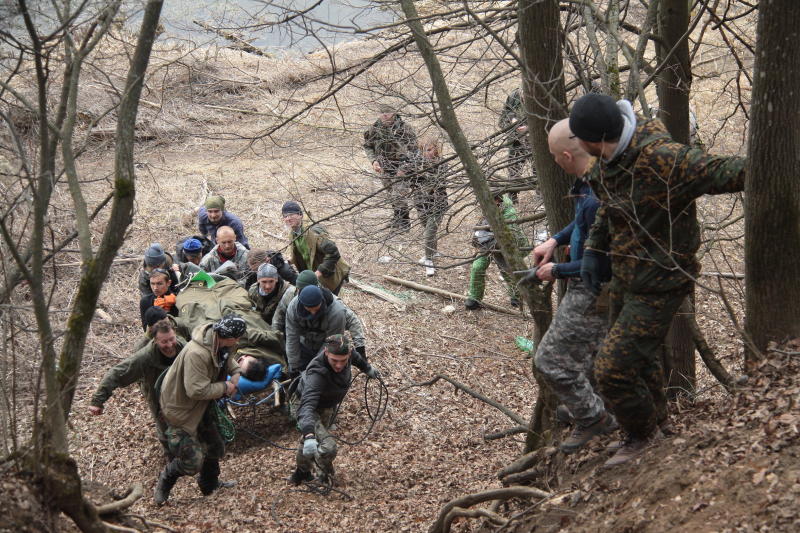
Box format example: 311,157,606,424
429,486,552,533
497,448,545,480
484,425,529,441
689,313,736,391
96,484,143,515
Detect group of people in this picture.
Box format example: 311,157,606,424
89,90,744,507
91,194,380,504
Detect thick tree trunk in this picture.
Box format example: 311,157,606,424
744,1,800,362
656,0,696,397
518,0,573,452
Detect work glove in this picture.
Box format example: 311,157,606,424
302,437,318,457
154,293,177,311
366,366,380,380
355,345,366,359
580,249,612,296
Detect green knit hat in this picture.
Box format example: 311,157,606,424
295,270,319,292
205,195,225,210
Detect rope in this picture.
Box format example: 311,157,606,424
212,401,236,443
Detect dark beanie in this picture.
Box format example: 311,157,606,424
144,243,166,267
295,270,319,292
281,201,302,216
569,94,624,143
143,306,168,328
298,285,323,307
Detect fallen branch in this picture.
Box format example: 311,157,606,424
96,483,143,515
101,522,139,533
349,277,409,308
193,20,274,57
689,313,735,392
405,373,527,426
123,514,177,532
484,425,529,441
473,212,546,230
430,486,551,533
700,271,745,279
382,275,519,316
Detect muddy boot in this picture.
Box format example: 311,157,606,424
289,468,313,486
560,412,618,454
603,428,663,467
154,460,182,506
464,298,481,310
197,458,236,496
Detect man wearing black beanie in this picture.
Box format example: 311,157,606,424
568,93,747,467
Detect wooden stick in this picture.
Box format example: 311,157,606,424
272,380,281,407
96,484,143,515
382,275,519,316
193,20,274,58
700,271,745,279
473,212,546,230
349,277,409,308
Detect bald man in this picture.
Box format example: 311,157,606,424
528,118,616,454
199,226,250,280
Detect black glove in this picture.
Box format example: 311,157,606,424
268,251,285,268
355,345,366,359
580,249,611,295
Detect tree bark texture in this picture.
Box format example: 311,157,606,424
656,0,696,396
744,1,800,360
517,0,574,453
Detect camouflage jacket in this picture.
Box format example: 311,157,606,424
585,118,745,293
499,88,527,144
363,116,418,170
248,278,290,326
91,336,187,417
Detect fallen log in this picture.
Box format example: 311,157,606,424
382,275,519,316
349,276,410,309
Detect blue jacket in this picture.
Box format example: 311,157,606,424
197,207,249,248
551,179,601,279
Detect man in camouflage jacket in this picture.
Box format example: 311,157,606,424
570,94,745,467
89,319,185,456
363,104,418,230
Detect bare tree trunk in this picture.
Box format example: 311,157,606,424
744,1,800,362
656,0,696,397
518,0,574,452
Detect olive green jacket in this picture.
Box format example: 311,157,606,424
91,337,187,418
287,219,350,292
159,324,241,435
585,118,745,293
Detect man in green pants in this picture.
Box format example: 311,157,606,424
570,94,745,466
465,193,528,309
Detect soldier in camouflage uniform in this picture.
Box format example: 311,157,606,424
248,263,290,326
498,88,532,203
465,193,528,309
526,119,616,453
570,94,745,466
154,315,245,505
89,319,185,457
363,104,418,230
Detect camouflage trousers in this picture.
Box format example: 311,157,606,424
595,284,691,439
534,280,607,426
164,407,225,476
379,171,410,228
290,398,337,474
468,253,518,302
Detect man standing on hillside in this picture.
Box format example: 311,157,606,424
498,87,532,203
155,315,245,505
524,119,616,454
363,104,418,231
197,195,249,248
569,94,746,466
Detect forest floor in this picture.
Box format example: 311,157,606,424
2,14,789,533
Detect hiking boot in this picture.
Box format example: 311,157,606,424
560,412,618,454
154,460,181,506
603,428,663,467
289,468,313,486
555,405,573,425
200,480,236,496
464,298,481,310
316,465,334,485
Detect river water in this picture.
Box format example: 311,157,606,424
157,0,395,53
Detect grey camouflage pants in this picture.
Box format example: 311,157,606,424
534,280,607,427
289,397,337,474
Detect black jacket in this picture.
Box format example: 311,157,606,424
296,349,372,435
